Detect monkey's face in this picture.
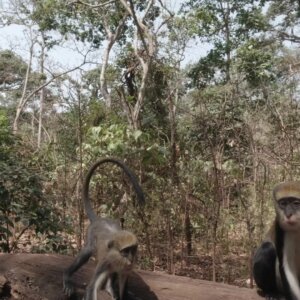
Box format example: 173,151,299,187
120,244,137,269
120,245,137,265
107,243,137,271
277,197,300,231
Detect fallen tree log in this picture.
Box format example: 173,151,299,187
0,253,262,300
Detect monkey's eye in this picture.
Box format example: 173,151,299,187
278,200,288,208
293,200,300,207
121,251,131,259
121,245,137,258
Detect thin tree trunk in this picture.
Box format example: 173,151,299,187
132,60,150,129
13,38,34,134
99,40,113,108
211,147,224,282
185,199,192,257
37,88,44,148
37,34,45,148
77,86,84,247
248,126,258,288
167,212,174,274
168,88,178,185
31,113,35,137
100,14,128,109
219,0,231,82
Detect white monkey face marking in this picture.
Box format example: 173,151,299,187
283,234,300,299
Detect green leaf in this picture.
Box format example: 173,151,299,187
133,130,143,141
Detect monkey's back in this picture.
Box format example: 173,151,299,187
87,218,121,260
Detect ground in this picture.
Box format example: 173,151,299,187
0,253,262,300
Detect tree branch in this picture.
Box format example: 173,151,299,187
155,0,174,34
119,0,152,56
276,30,300,43
68,0,116,8
13,50,91,134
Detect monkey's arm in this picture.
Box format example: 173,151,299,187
63,246,93,296
253,241,280,298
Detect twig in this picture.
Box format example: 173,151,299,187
68,0,115,8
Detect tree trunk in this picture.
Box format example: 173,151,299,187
37,34,45,148
100,14,128,109
119,0,156,130
77,86,85,248
167,212,174,274
211,147,224,282
13,39,34,134
185,200,192,257
168,89,179,185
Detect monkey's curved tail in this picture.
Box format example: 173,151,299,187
83,158,145,222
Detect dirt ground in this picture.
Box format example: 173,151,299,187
0,253,262,300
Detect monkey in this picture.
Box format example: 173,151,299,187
63,158,145,300
253,181,300,300
122,64,138,99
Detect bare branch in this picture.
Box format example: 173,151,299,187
13,50,91,134
157,0,174,18
155,14,173,35
276,30,300,43
119,0,152,56
142,0,154,23
155,0,174,34
68,0,116,8
25,56,89,103
30,112,51,143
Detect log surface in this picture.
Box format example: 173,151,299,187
0,253,262,300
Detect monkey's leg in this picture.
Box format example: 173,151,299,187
63,246,93,296
118,272,128,300
106,272,129,300
106,272,121,300
253,241,280,299
84,261,110,300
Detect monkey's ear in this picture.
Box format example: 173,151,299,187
107,240,115,249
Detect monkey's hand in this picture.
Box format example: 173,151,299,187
63,275,75,297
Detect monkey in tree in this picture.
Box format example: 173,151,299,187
123,64,138,99
253,181,300,300
63,158,145,300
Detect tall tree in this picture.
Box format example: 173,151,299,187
31,0,173,129
183,0,268,86
267,0,300,43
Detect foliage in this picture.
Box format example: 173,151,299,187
0,50,27,89
236,38,278,86
183,0,269,86
267,0,300,43
83,119,168,167
0,110,64,252
30,0,128,47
